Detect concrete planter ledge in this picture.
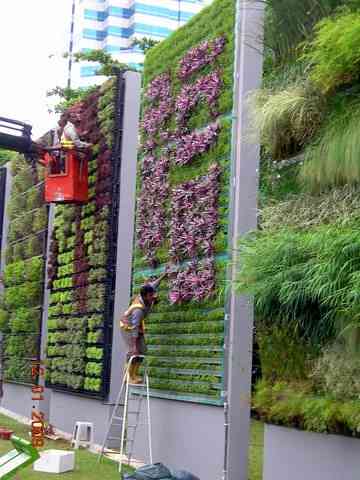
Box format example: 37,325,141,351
264,424,360,480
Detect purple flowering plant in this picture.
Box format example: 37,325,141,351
145,73,171,102
137,37,226,300
175,71,222,125
136,156,170,265
169,258,216,304
173,123,220,166
169,164,220,261
142,99,173,136
178,37,225,80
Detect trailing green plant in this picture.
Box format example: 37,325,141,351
250,83,325,160
253,380,360,437
263,0,350,64
311,342,360,400
301,9,360,93
300,97,360,191
260,184,360,231
257,325,316,382
236,225,360,344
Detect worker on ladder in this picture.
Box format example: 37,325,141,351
120,267,174,384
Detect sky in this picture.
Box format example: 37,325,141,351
0,1,73,138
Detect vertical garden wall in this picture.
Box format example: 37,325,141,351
235,1,360,436
0,157,47,383
133,0,235,404
46,75,124,398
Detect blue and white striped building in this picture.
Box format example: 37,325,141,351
72,0,213,86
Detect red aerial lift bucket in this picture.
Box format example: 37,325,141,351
44,148,88,203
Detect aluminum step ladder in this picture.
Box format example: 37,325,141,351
98,355,153,477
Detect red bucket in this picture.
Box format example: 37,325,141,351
0,428,13,440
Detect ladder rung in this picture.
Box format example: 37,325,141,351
99,372,151,466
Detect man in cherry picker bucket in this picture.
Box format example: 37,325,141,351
120,266,175,384
39,112,91,174
57,114,91,150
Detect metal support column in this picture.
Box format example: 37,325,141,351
224,1,264,480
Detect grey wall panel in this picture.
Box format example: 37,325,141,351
2,383,32,419
109,71,141,404
225,2,265,479
133,398,224,480
264,424,360,480
49,391,110,444
0,164,12,275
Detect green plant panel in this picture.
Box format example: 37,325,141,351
45,79,118,397
132,0,235,404
2,157,47,384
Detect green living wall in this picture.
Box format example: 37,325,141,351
133,0,235,404
236,1,360,436
0,157,47,383
46,78,119,397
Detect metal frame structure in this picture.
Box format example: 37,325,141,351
0,117,33,154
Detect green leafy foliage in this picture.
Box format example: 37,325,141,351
132,37,160,53
263,0,350,64
302,9,360,93
250,0,360,436
249,83,325,160
261,184,360,231
300,97,360,191
2,156,46,383
46,85,97,114
236,225,360,345
253,380,360,437
72,49,134,77
257,326,316,382
311,343,360,400
0,150,16,166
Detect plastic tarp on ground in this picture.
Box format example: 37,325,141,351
124,463,200,480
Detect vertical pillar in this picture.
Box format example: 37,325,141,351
109,71,142,403
34,205,55,420
0,164,12,275
225,2,264,480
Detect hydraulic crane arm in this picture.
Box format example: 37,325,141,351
0,116,39,155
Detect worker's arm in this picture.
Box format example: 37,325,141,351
149,272,167,290
149,265,178,290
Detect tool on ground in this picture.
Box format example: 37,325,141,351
98,355,152,478
0,435,40,479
